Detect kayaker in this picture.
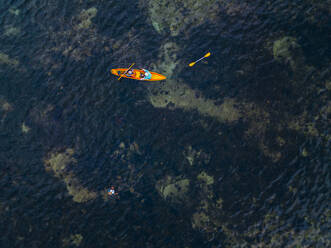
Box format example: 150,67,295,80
126,69,135,77
140,69,152,80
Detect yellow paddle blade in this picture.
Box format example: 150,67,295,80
204,52,211,57
189,62,195,67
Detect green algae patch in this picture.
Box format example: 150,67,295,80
216,198,223,209
9,8,20,16
4,25,20,37
288,111,320,137
301,147,309,157
243,102,284,162
129,141,141,154
276,136,286,147
0,52,19,66
273,37,299,60
148,41,240,123
21,122,31,133
0,97,13,112
243,102,270,138
44,148,76,177
0,96,13,122
28,104,59,130
148,39,282,165
119,142,125,149
147,40,240,123
184,146,196,166
110,141,142,162
273,36,304,71
64,173,97,203
147,0,220,36
156,176,190,203
44,149,97,203
197,171,214,185
148,80,241,123
76,7,97,30
260,143,282,163
61,7,98,61
183,146,211,166
152,42,180,78
36,6,103,69
192,211,210,230
191,200,222,232
191,174,223,233
63,234,83,247
217,98,242,122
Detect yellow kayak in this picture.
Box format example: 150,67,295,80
111,68,166,81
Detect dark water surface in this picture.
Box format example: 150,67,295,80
0,0,330,247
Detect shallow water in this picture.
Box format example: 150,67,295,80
0,0,330,247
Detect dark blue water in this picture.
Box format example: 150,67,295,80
0,0,330,247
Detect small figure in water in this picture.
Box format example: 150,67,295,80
108,186,119,199
139,69,152,80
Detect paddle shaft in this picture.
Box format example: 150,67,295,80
189,52,211,66
193,56,207,64
118,63,135,80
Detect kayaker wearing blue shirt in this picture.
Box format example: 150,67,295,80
139,69,152,80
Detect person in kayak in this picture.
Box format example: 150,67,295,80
139,69,152,80
126,69,135,77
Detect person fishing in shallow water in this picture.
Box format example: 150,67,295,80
108,186,119,199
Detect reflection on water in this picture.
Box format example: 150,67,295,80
0,0,330,247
